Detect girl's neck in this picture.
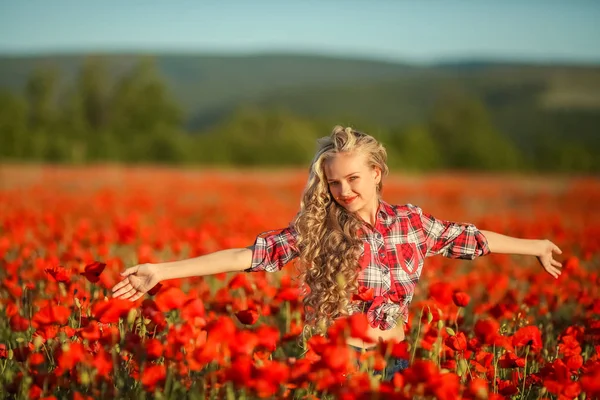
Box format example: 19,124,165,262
357,196,380,228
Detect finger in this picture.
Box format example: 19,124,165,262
120,266,139,277
548,266,561,278
130,292,145,302
551,259,562,268
111,278,131,293
112,283,133,298
552,245,562,255
119,287,138,301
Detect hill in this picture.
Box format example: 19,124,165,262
1,53,599,169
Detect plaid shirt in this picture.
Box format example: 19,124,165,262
244,200,490,330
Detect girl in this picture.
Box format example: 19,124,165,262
111,126,563,381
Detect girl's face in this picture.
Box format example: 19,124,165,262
323,151,381,216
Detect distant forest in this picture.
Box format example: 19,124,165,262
1,54,599,172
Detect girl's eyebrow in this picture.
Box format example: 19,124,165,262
327,172,360,182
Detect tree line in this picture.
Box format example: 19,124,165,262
0,57,597,172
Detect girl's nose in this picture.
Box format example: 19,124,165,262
340,182,352,195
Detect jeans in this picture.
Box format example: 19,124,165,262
349,345,410,381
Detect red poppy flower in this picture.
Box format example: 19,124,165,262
558,334,582,357
141,363,166,391
445,332,467,352
322,344,352,372
82,261,106,283
235,308,259,325
206,316,237,345
145,338,164,361
74,392,95,400
32,303,70,327
90,347,113,378
154,286,187,312
544,359,583,398
28,352,45,367
429,282,453,305
474,318,500,345
403,360,439,384
225,354,253,385
181,298,205,320
10,314,30,332
230,330,259,355
498,351,525,368
347,313,376,343
381,339,409,359
351,287,374,302
565,354,583,371
580,364,600,397
275,287,300,302
29,386,43,399
253,360,290,398
44,265,71,284
452,291,470,307
430,372,460,400
256,325,280,352
469,378,489,399
497,379,519,396
512,325,543,351
92,298,133,324
79,321,102,341
56,342,86,371
228,274,252,291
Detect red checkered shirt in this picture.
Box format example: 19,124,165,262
244,199,490,330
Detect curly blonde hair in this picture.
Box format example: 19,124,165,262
293,125,389,340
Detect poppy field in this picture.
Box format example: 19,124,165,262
1,165,599,400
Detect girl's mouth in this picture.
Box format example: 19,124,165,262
341,196,358,204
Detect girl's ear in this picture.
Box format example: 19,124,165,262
374,166,382,185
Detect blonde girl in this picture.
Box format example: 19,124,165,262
112,126,563,381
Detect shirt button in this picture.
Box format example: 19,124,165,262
379,252,385,258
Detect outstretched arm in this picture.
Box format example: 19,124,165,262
480,230,563,279
112,247,253,301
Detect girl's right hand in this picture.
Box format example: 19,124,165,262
111,263,161,301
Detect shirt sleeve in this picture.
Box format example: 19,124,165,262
244,225,299,272
410,204,491,260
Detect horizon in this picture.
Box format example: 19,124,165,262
1,50,599,68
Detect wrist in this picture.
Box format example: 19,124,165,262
149,263,165,282
531,239,546,257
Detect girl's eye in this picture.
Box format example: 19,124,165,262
349,176,358,181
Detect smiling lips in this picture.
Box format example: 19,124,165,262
340,195,358,204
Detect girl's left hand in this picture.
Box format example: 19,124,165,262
535,239,563,278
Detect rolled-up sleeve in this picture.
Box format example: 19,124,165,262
244,225,299,272
411,205,490,260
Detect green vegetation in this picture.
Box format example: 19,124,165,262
0,54,598,172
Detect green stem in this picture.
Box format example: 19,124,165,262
411,308,424,364
454,308,460,334
521,345,530,399
492,344,498,394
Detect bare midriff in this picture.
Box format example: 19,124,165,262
345,320,405,350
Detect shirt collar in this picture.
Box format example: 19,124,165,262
377,198,396,227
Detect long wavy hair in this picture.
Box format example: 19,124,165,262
293,126,389,341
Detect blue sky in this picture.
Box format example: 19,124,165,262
1,0,599,63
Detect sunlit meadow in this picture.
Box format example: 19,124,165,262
1,165,599,399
